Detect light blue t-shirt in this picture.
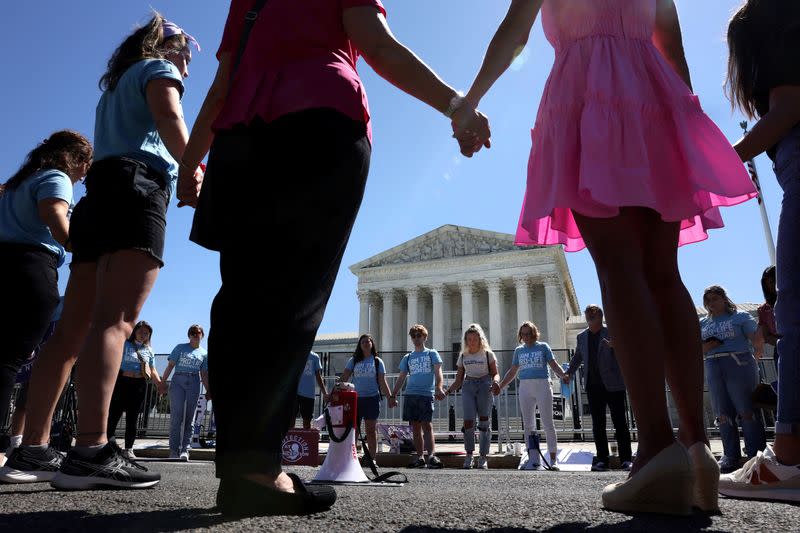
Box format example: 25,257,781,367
93,59,185,201
399,349,442,397
120,340,156,374
297,352,322,399
512,342,554,380
345,355,386,398
700,312,758,355
0,169,73,266
169,343,208,373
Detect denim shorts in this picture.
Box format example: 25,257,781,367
70,157,169,267
357,395,381,422
402,394,434,423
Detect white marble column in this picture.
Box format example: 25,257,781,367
357,289,371,335
486,279,505,350
430,284,447,351
513,276,532,325
543,275,566,349
380,289,396,353
369,297,382,349
405,287,420,351
458,280,475,336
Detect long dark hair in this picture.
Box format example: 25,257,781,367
128,320,154,347
99,12,187,91
353,334,378,364
761,265,777,307
725,0,800,118
1,130,92,195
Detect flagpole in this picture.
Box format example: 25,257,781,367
740,121,777,266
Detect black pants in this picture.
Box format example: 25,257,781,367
107,375,148,449
0,243,60,450
586,386,633,462
192,109,371,478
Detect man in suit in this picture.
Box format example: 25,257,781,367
564,305,633,471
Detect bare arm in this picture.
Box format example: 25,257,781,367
465,0,543,106
747,331,765,360
548,359,566,379
201,370,212,399
498,365,520,391
315,370,329,400
701,340,721,355
161,360,176,383
734,86,800,161
338,368,353,383
447,366,466,395
391,372,408,397
146,79,189,163
379,373,393,399
652,0,692,91
37,199,70,248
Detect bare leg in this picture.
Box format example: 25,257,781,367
365,419,378,456
573,208,674,473
22,263,96,445
74,251,159,447
640,210,707,447
412,422,424,456
423,422,435,456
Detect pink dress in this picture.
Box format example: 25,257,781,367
516,0,757,251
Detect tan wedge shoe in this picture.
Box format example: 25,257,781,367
602,441,694,515
688,442,720,512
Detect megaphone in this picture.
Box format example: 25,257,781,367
313,383,369,483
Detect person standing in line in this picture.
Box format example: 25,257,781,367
496,322,567,471
161,325,210,461
445,324,499,470
295,351,329,430
563,305,633,472
389,325,446,469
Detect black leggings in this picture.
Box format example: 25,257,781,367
107,375,148,449
0,244,59,450
192,109,371,478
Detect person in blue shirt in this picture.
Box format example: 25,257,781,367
295,352,329,429
5,14,200,491
339,334,391,456
700,285,766,473
161,325,210,461
107,321,164,459
389,325,445,469
0,131,92,472
496,321,568,471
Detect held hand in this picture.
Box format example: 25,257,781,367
451,104,491,158
388,396,398,409
562,375,571,385
177,163,204,208
491,381,501,395
434,388,446,401
322,392,329,403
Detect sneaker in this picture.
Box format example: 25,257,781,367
51,441,160,490
719,457,740,474
519,456,541,471
462,454,474,469
548,462,560,471
121,449,137,460
591,461,609,472
407,457,427,469
0,445,64,483
476,456,488,470
179,451,190,462
621,461,633,471
427,455,443,469
718,446,800,503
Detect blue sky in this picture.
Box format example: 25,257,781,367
1,1,776,354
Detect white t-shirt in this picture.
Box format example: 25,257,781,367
456,350,497,378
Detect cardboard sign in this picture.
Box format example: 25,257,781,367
281,429,320,466
552,396,565,421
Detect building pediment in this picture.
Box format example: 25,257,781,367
350,225,535,271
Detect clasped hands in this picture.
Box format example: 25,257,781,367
451,102,491,158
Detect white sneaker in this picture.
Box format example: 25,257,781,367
718,445,800,503
519,454,541,471
463,454,473,469
179,452,190,462
476,456,488,470
121,449,137,460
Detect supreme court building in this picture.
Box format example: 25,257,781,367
315,225,582,372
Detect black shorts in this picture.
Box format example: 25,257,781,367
70,157,169,267
14,380,29,410
296,395,315,421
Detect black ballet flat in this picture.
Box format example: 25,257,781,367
216,473,336,517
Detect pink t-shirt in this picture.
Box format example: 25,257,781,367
213,0,386,142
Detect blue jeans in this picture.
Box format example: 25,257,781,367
169,373,201,454
461,376,493,455
774,125,800,436
705,353,766,460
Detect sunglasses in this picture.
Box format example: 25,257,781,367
410,333,425,339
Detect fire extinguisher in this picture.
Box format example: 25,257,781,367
324,383,358,443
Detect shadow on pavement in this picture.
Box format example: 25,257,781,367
0,508,230,532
